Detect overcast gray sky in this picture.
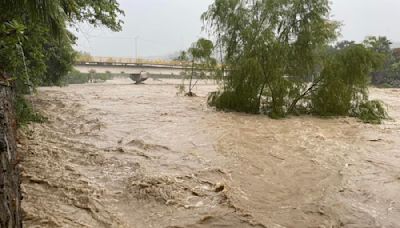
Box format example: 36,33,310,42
74,0,400,58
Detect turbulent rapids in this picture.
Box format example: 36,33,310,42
19,78,400,227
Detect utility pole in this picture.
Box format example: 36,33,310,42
134,36,139,63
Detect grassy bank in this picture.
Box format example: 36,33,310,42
66,70,115,84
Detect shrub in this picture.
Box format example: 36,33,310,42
353,100,388,124
15,95,45,126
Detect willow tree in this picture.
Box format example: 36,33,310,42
203,0,337,116
177,38,216,96
203,0,386,122
311,44,386,121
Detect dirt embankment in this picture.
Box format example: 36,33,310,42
0,85,22,227
19,79,400,227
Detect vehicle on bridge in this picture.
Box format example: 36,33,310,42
129,71,149,84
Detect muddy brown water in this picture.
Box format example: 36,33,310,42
19,78,400,228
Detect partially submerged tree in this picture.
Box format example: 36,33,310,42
177,38,216,96
203,0,338,116
203,0,387,123
311,44,385,116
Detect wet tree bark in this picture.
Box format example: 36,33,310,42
0,84,22,228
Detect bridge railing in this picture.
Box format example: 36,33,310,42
76,56,190,66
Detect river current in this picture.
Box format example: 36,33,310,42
20,78,400,227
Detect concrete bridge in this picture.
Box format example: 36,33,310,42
74,61,189,76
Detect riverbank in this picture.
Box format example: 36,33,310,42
0,85,22,227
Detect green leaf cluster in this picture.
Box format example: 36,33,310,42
65,69,114,85
311,45,384,116
362,36,400,87
15,95,46,127
177,38,217,96
1,0,124,123
203,0,388,123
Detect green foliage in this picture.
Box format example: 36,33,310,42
203,0,338,117
65,71,90,84
203,0,388,123
0,0,66,38
335,40,356,50
175,51,189,62
208,89,260,114
188,39,214,61
312,45,383,116
76,51,93,62
66,70,114,84
0,0,123,87
178,38,217,96
1,0,123,124
353,100,388,124
15,95,45,126
41,33,76,86
363,36,392,55
0,0,124,34
0,21,26,69
362,36,400,87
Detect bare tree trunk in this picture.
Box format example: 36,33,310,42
188,59,194,96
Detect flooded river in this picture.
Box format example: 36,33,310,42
20,78,400,227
